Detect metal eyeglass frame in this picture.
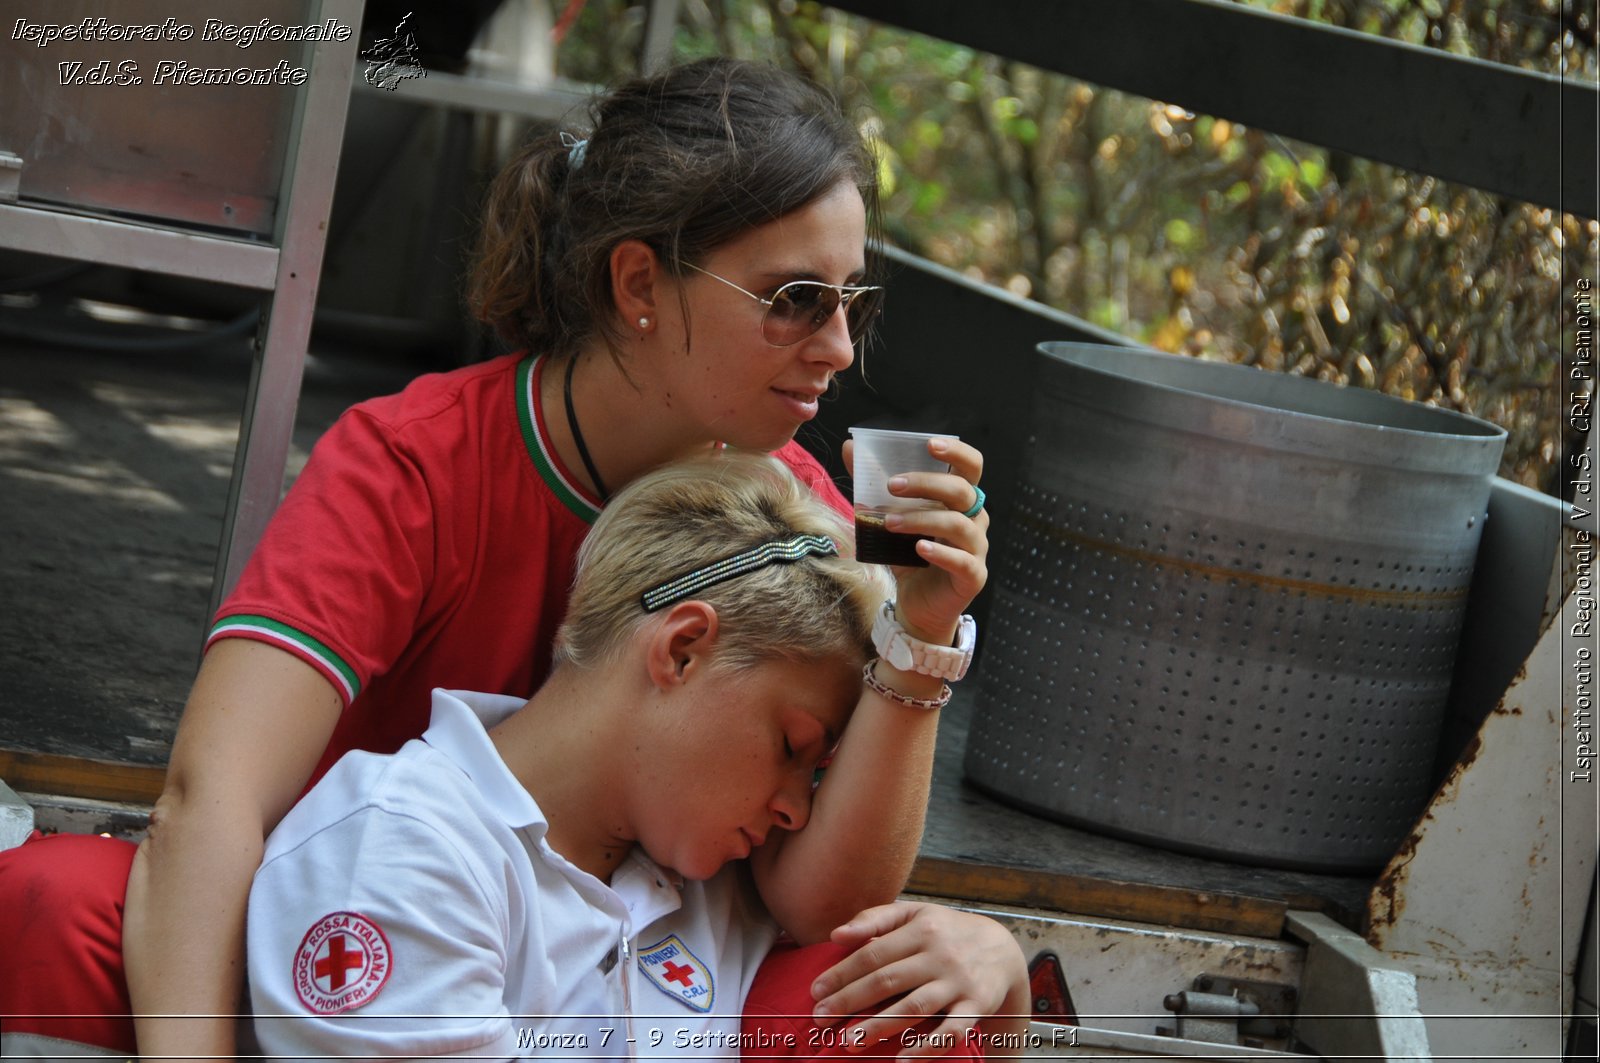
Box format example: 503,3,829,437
682,262,884,347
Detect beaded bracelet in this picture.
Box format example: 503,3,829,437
862,658,952,711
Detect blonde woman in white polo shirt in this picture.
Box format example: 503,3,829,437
246,451,1028,1059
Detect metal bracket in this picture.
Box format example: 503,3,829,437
1158,974,1299,1049
1285,910,1431,1062
0,152,22,203
1161,987,1257,1046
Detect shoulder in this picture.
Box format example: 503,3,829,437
247,751,522,1054
282,353,527,507
338,353,525,439
772,439,850,517
263,745,508,886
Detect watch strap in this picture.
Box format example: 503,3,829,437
871,601,976,681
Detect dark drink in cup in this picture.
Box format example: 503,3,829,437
848,426,956,568
854,508,929,567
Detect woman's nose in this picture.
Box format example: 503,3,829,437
802,301,857,373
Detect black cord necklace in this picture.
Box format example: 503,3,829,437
563,356,609,501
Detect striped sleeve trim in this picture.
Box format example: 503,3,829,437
207,615,361,704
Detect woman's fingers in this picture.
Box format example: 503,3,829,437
841,986,979,1055
927,438,983,486
810,903,1028,1060
885,472,986,520
909,539,987,594
829,903,919,949
883,507,988,554
812,929,923,1018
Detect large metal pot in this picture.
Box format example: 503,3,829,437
964,342,1508,871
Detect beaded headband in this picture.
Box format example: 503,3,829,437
640,534,839,613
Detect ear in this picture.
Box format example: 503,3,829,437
643,600,720,690
610,239,664,329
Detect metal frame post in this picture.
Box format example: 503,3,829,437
210,0,366,609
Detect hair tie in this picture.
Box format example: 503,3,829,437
640,534,839,613
560,131,589,171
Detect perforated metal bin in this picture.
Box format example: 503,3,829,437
963,342,1508,872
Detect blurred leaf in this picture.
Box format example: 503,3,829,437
1149,315,1189,351
991,96,1023,120
912,180,948,214
1165,218,1200,251
1261,151,1297,185
1004,117,1040,146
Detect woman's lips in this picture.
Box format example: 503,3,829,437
773,387,824,420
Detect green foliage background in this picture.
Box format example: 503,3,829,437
555,0,1598,496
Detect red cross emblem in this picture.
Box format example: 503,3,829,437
314,933,366,991
637,934,714,1013
293,911,392,1015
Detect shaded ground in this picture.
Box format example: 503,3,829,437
0,314,416,765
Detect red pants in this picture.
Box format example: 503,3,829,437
0,833,137,1052
0,834,983,1060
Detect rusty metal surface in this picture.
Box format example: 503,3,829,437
966,342,1507,871
939,897,1304,1042
1363,536,1596,1061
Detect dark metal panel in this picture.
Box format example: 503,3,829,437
1432,478,1566,782
809,244,1130,491
825,0,1597,216
802,245,1130,628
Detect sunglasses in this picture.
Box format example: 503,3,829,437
683,263,884,348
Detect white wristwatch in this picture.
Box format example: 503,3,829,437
872,601,977,681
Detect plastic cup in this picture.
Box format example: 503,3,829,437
848,426,956,567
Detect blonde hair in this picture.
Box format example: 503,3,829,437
555,452,890,673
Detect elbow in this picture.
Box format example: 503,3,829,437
141,770,270,862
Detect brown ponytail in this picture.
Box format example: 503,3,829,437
468,57,881,360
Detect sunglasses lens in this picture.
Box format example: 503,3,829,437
762,283,882,346
764,283,840,346
844,288,883,341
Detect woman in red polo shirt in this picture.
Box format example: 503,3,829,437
0,57,993,1059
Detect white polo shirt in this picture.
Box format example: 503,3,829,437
248,689,782,1059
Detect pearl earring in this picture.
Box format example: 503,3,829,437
637,316,650,330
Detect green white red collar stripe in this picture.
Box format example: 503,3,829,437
207,615,360,704
516,355,602,525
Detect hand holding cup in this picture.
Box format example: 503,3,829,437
845,428,989,645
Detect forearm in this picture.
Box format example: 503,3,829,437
124,640,341,1059
759,660,947,941
124,799,264,1060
